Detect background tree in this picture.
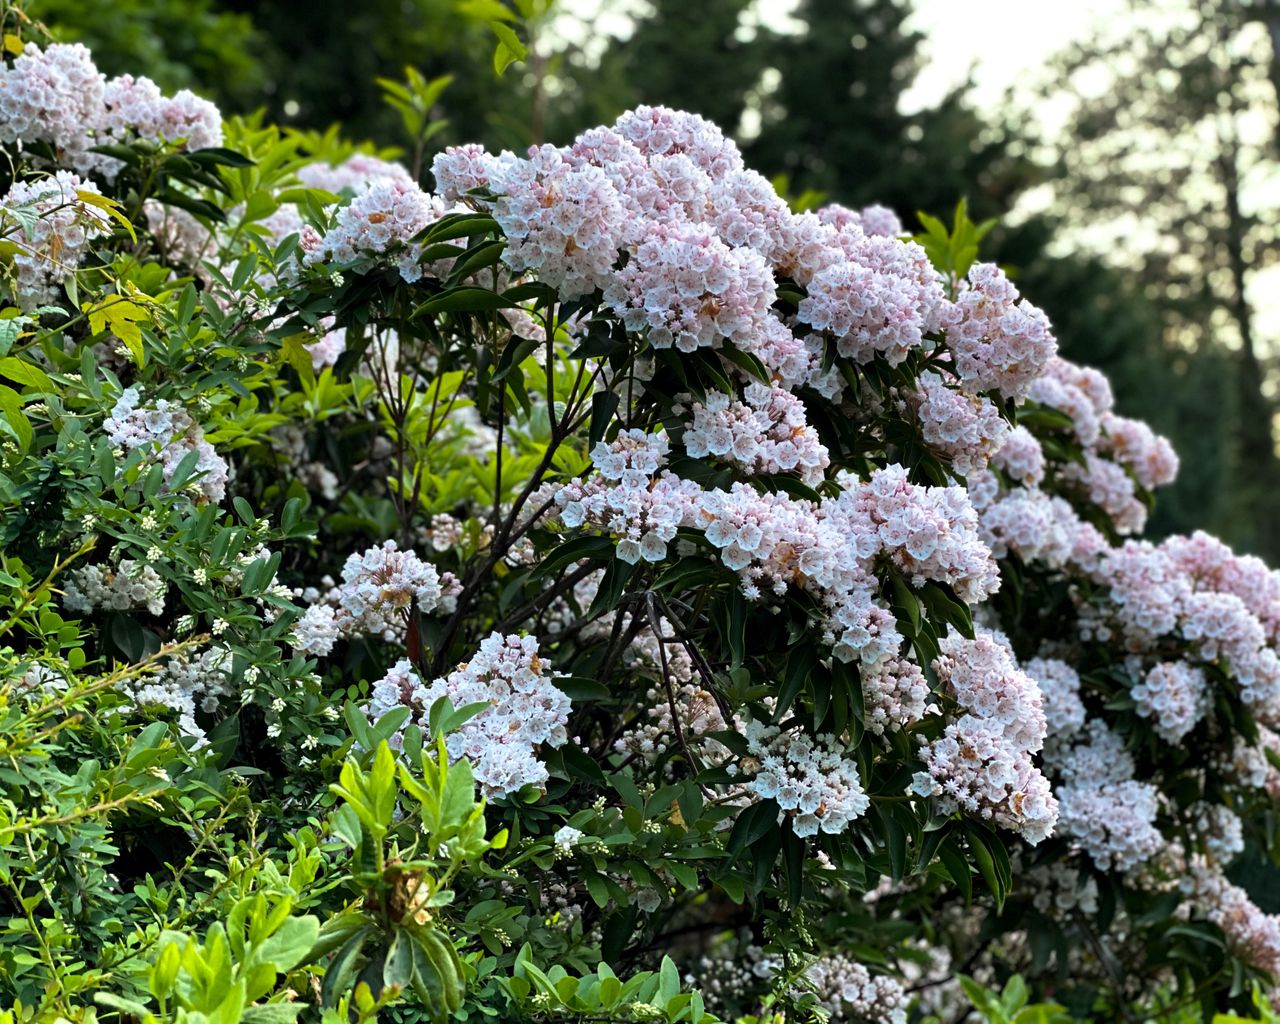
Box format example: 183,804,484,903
1032,0,1280,556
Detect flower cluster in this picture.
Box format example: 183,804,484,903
798,230,947,366
604,218,776,352
104,387,229,503
1130,660,1207,743
303,177,447,283
328,540,443,641
943,262,1057,401
803,954,908,1024
2,170,110,308
370,633,570,797
681,383,829,485
913,633,1057,844
861,656,930,735
741,719,869,837
906,371,1010,478
0,43,220,176
1047,721,1163,871
63,558,167,616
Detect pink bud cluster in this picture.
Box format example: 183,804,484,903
1190,863,1280,976
861,656,931,735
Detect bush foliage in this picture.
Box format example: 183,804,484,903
2,7,1280,1024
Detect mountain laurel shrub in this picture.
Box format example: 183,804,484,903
1,10,1279,1024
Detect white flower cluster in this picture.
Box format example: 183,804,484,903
331,540,443,641
103,387,229,503
1189,802,1244,863
803,954,908,1024
0,43,220,177
681,383,830,485
741,719,869,837
297,154,415,194
126,647,232,744
1047,720,1163,872
913,633,1057,844
1,170,110,308
1130,660,1207,743
291,603,340,658
369,633,570,797
302,177,448,283
63,558,167,616
861,656,930,735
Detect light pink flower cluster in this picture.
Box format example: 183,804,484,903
861,656,930,735
369,633,570,797
303,177,447,283
104,387,229,503
2,170,110,308
977,487,1106,569
914,632,1056,843
1090,539,1280,723
913,713,1058,844
834,465,1000,604
1190,863,1280,975
1047,720,1162,871
1023,657,1087,738
990,425,1045,487
1026,357,1107,448
1099,413,1179,490
99,73,222,168
1164,531,1280,645
943,262,1057,400
1062,452,1147,535
488,145,633,299
554,430,702,564
681,383,829,485
803,955,907,1024
604,219,776,351
741,719,870,836
817,202,904,238
934,632,1047,751
798,231,947,366
330,540,443,641
1131,661,1207,743
907,371,1010,477
611,105,745,180
0,44,221,176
